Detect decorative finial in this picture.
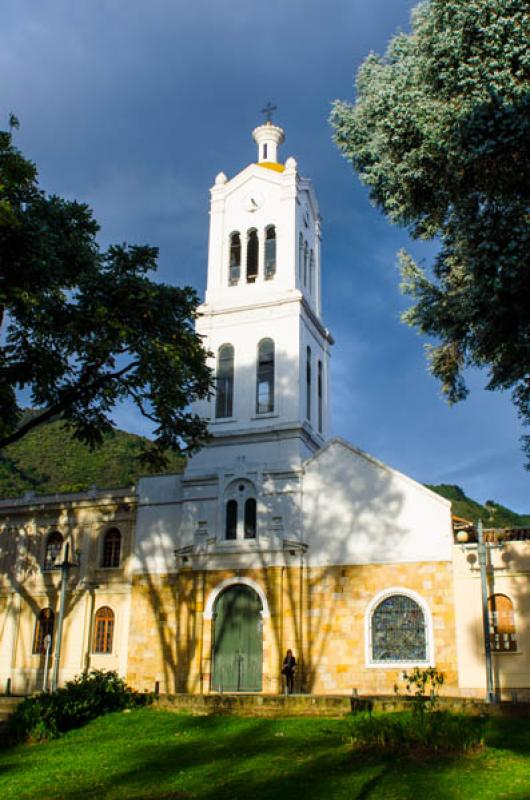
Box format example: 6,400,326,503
261,101,277,123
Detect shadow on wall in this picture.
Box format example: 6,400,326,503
464,541,530,698
0,492,136,695
132,409,412,695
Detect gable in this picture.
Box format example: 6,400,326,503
302,438,452,566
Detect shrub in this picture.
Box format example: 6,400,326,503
8,670,150,743
347,711,485,756
394,667,445,716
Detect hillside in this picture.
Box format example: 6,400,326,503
426,484,530,528
0,419,184,499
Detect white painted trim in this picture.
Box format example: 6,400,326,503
364,587,435,669
203,577,270,619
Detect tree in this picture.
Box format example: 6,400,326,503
330,0,530,463
0,118,212,468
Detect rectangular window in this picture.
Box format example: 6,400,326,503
318,360,323,433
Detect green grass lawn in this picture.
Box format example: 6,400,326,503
1,708,529,800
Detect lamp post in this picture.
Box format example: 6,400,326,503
51,542,80,692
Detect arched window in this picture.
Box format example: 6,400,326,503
226,499,238,540
224,480,257,541
489,594,517,652
371,594,427,663
244,498,257,539
303,242,308,287
215,344,234,419
256,338,274,414
318,360,323,433
306,346,312,421
229,232,241,286
33,608,55,654
246,229,258,283
43,531,63,571
264,225,276,280
309,249,315,294
93,606,114,654
298,234,304,280
101,528,121,568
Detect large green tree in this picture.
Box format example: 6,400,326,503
0,117,212,468
331,0,530,462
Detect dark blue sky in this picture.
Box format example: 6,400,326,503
2,0,528,511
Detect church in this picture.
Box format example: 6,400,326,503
0,121,528,699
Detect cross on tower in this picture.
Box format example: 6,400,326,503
261,101,277,123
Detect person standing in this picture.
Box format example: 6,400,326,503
282,649,296,694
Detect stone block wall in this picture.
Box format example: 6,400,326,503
126,560,458,695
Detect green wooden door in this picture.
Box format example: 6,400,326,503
212,585,263,692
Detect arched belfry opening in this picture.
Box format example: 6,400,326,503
211,584,263,692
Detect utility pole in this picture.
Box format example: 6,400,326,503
51,543,80,692
476,520,497,703
459,519,501,703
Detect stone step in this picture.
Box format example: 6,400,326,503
156,693,530,718
0,696,24,722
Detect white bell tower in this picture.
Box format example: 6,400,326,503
189,119,333,472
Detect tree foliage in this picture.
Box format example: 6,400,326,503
331,0,530,463
0,120,212,468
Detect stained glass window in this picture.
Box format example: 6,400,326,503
371,594,427,662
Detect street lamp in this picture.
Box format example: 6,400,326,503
50,542,81,692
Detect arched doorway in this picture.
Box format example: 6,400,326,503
211,584,263,692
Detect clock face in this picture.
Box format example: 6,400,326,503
243,192,264,212
303,207,311,227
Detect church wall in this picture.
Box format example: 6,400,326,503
125,560,458,696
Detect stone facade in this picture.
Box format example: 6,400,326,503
0,488,136,695
125,561,458,696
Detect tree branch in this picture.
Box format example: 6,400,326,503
0,360,140,450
